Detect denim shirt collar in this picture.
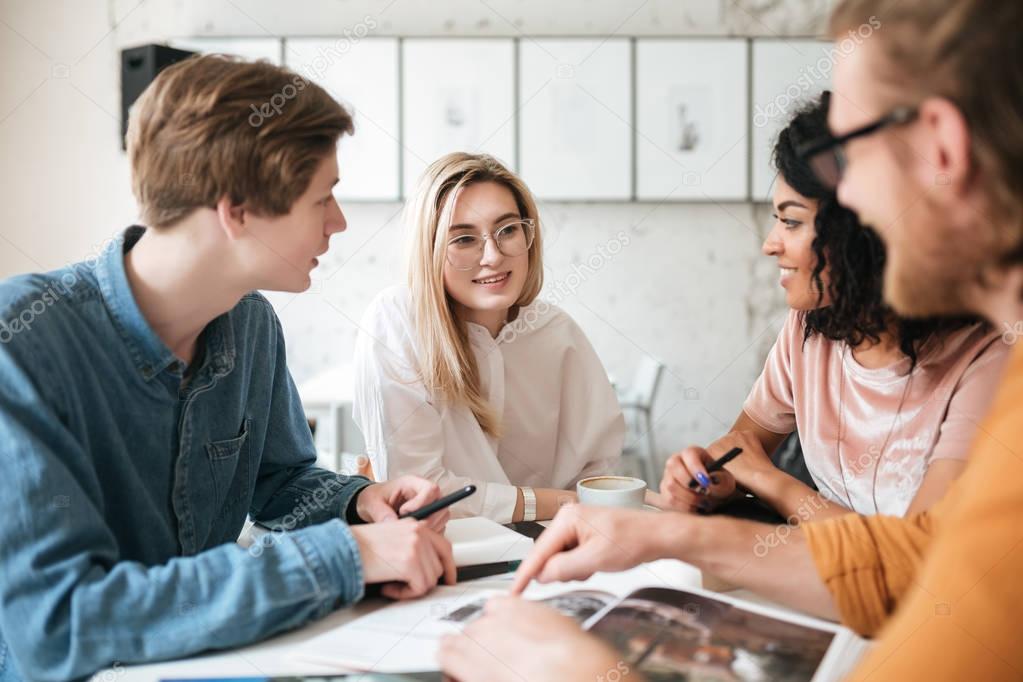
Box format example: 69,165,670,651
95,226,236,382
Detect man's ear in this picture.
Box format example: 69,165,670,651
215,195,247,241
918,96,973,201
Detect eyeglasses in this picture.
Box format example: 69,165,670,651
446,218,536,271
797,106,918,189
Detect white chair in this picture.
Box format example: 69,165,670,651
298,363,364,473
616,356,665,484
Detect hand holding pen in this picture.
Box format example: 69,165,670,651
687,447,744,490
658,446,744,514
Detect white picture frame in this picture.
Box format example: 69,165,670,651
635,39,749,201
401,39,516,196
518,38,632,200
751,39,834,201
286,38,401,201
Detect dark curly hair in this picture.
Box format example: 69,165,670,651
772,92,982,367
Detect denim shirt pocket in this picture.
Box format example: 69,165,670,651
205,418,252,516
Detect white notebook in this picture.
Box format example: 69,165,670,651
443,516,535,566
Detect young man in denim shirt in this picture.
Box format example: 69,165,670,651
0,55,456,681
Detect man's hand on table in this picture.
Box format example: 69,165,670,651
510,504,676,594
351,475,456,600
351,519,456,600
439,596,636,682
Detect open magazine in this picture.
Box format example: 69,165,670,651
440,586,863,682
292,560,868,681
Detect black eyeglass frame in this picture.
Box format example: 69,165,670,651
796,106,919,184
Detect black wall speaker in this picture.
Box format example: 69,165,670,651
120,44,196,150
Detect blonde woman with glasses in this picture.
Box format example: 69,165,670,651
353,152,625,523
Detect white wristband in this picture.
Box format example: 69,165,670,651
520,486,537,522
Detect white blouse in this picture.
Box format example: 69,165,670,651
352,285,625,522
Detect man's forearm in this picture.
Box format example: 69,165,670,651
655,513,840,621
4,520,362,681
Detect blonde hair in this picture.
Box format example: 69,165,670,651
405,153,544,436
127,54,354,228
830,0,1023,264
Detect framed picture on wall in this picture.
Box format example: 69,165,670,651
518,38,632,201
401,39,516,196
169,38,282,65
286,38,401,201
635,39,748,201
751,39,834,201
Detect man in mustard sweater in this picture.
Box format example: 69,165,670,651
439,1,1023,680
795,0,1023,678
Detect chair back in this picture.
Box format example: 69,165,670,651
622,356,664,409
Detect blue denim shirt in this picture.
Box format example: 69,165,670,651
0,227,373,681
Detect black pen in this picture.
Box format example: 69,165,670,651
399,484,477,520
688,447,744,490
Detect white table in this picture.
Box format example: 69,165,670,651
92,508,851,682
89,507,830,682
95,559,692,680
91,600,381,680
94,560,712,682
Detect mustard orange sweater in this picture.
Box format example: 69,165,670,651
804,342,1023,680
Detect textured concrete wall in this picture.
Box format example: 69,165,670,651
0,0,836,474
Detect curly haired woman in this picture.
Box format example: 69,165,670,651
658,93,1008,520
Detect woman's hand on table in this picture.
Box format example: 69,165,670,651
439,596,633,682
657,430,776,513
657,445,738,513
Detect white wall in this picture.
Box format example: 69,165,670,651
0,0,833,474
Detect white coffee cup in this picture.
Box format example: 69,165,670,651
576,475,647,509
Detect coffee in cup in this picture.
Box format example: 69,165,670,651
576,475,647,509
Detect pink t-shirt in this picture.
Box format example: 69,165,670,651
744,310,1009,516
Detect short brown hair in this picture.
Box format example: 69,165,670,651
830,0,1023,263
126,54,354,228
